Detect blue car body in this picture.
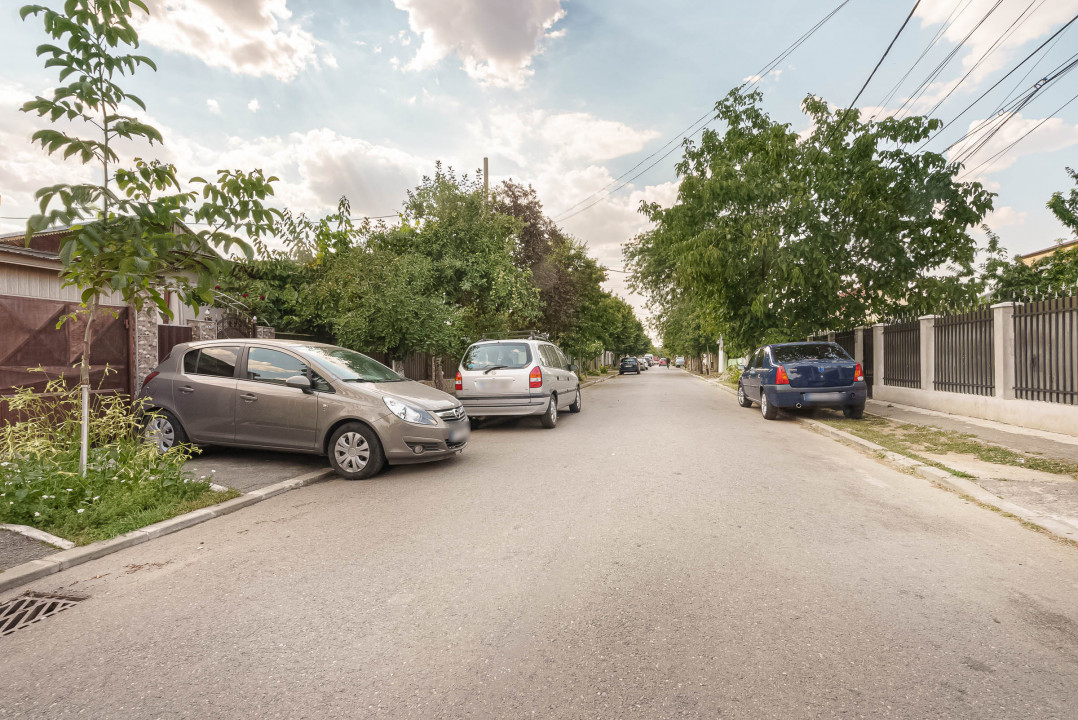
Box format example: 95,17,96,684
738,342,867,418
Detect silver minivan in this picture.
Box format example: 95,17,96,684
454,338,581,428
140,339,469,480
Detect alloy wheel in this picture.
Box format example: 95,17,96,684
334,432,370,473
145,416,175,453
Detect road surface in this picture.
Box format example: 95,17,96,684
3,369,1078,718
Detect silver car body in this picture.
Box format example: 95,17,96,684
140,339,469,466
455,339,580,418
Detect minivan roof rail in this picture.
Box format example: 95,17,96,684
476,330,550,341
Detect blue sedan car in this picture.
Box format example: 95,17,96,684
737,342,867,420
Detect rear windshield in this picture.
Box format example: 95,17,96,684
622,358,636,363
462,342,532,370
771,343,851,363
295,345,401,382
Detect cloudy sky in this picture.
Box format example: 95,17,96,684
1,0,1077,330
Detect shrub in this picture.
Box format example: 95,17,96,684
0,371,221,544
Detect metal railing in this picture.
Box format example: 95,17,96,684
884,320,920,388
834,330,855,358
1014,296,1078,405
934,308,994,396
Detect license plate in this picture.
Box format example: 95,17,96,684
449,427,470,443
803,392,846,403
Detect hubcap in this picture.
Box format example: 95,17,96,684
550,400,557,423
145,417,175,453
738,386,744,403
334,432,370,473
761,395,768,414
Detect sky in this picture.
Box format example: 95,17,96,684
1,0,1077,335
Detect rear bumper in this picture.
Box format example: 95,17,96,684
766,383,867,409
457,394,548,417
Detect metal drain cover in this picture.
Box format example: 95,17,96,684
1,591,86,637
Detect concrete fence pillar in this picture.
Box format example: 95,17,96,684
827,331,836,343
854,327,866,364
255,325,275,339
186,319,216,341
992,302,1016,400
919,315,938,392
873,323,885,388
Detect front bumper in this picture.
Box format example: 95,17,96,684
766,382,867,409
379,416,470,465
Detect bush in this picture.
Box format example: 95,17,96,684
0,371,227,545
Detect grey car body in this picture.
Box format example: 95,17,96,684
455,339,581,428
139,339,469,479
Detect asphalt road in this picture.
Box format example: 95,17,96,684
4,369,1078,719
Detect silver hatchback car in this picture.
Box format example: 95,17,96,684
454,338,581,428
140,339,469,479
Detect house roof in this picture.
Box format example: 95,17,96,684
1018,238,1078,265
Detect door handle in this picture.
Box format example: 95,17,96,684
178,385,194,394
240,393,257,402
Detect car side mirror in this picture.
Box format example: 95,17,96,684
568,364,578,373
737,362,746,371
285,375,313,393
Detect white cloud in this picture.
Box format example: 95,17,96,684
477,110,659,166
206,98,221,114
392,0,567,88
984,205,1027,228
248,99,261,113
323,53,339,69
950,112,1078,177
136,0,320,82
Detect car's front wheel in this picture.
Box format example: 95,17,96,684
540,395,559,428
329,422,385,480
737,383,753,408
843,404,865,420
760,391,778,420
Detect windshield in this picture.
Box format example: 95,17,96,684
462,342,532,370
771,343,851,363
296,345,402,382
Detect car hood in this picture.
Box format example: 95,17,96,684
353,379,459,411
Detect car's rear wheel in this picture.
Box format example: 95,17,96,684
329,422,385,480
144,409,186,453
540,395,558,428
843,404,865,420
737,383,753,408
760,391,778,420
569,388,582,413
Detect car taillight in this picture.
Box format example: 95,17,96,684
775,365,790,385
141,371,159,390
854,363,864,382
455,371,463,391
529,365,542,388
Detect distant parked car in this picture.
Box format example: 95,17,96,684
737,342,867,420
455,337,580,429
658,358,668,366
619,357,641,375
675,356,685,367
140,339,468,480
637,357,649,370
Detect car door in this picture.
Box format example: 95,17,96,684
743,348,763,400
173,345,241,443
233,346,319,451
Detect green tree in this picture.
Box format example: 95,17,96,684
626,88,995,353
21,0,280,474
1047,167,1078,235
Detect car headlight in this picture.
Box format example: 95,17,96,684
383,397,437,426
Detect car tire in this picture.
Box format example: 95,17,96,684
540,395,559,428
328,422,385,480
760,391,778,420
737,383,753,408
144,409,187,453
569,388,582,413
843,404,865,420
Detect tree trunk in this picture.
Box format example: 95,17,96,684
79,298,97,477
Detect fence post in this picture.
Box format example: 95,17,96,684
873,323,885,389
992,302,1016,400
919,315,937,392
827,331,836,343
854,327,865,364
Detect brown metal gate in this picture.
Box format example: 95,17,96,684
0,295,130,424
158,324,193,362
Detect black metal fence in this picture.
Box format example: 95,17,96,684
884,320,920,388
834,330,855,358
934,308,994,396
1014,296,1078,405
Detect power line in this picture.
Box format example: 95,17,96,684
549,0,854,223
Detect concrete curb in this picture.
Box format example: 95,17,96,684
0,524,76,550
580,373,617,389
696,374,1078,543
0,467,334,595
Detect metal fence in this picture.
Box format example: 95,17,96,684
934,308,994,396
1014,296,1078,405
834,330,855,358
884,320,920,388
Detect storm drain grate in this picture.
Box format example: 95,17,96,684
1,591,86,636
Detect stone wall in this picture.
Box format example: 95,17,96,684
133,306,158,390
186,319,217,341
255,325,275,339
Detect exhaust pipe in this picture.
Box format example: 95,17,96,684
795,403,802,409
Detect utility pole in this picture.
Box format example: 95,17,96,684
483,157,489,202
